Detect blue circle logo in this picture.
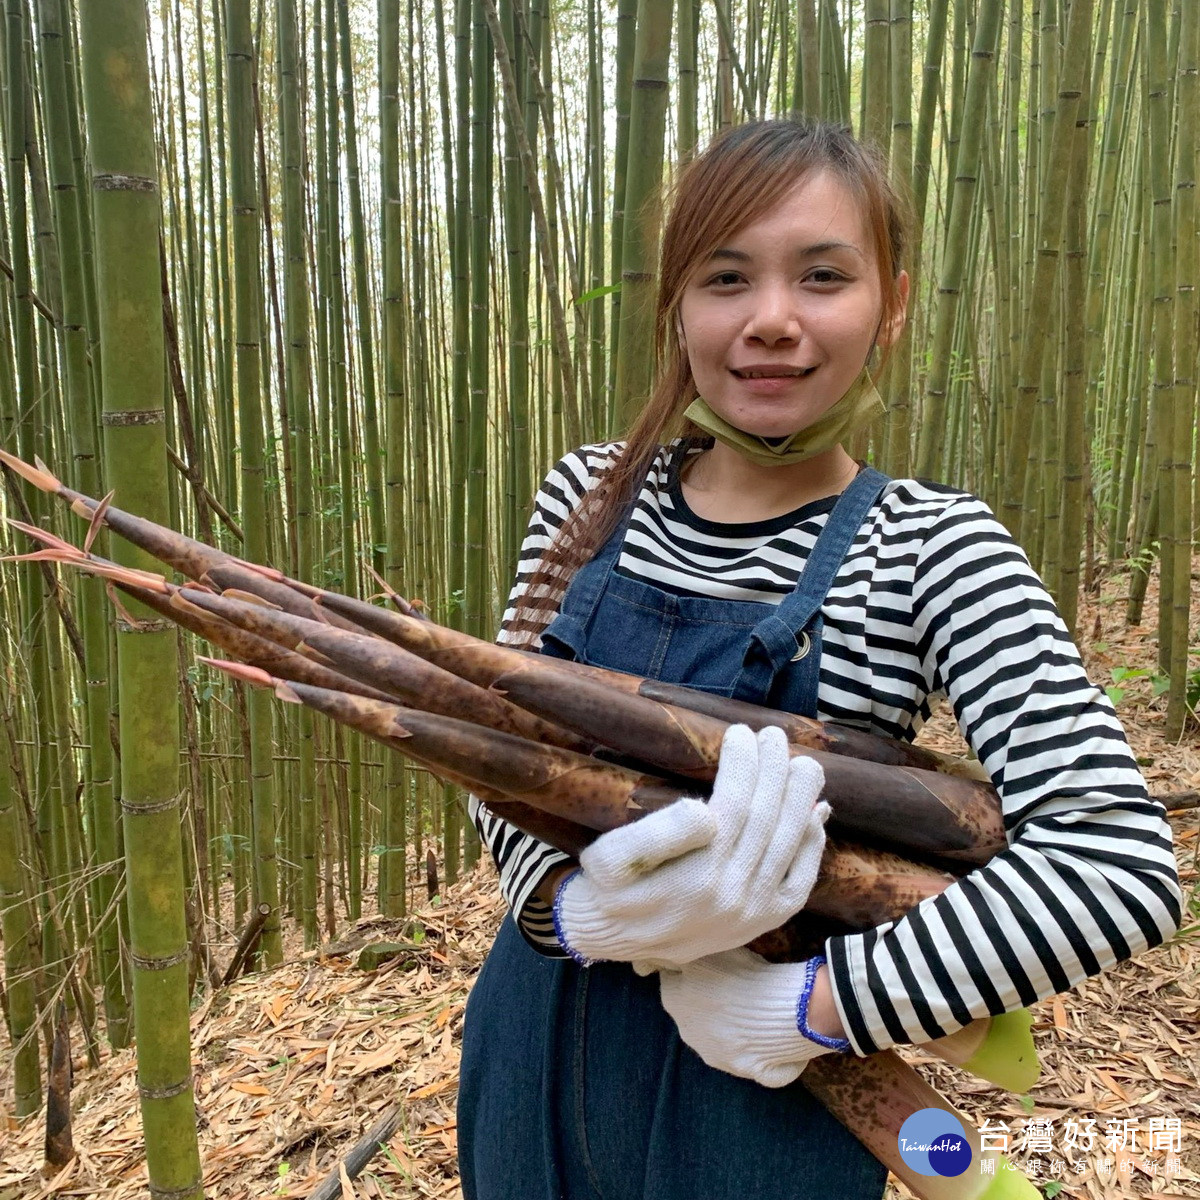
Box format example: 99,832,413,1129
897,1108,972,1177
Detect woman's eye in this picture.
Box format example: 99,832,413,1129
807,268,846,285
705,271,744,288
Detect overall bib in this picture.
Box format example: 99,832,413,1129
458,464,891,1200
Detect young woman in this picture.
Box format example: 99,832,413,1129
456,120,1181,1199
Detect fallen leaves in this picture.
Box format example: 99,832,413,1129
0,874,503,1199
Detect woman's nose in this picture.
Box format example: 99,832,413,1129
744,283,801,344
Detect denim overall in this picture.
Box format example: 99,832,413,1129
458,463,891,1200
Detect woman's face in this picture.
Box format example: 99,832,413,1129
677,170,908,440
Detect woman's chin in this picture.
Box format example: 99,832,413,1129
718,403,822,442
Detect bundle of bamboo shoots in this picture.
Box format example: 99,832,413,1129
0,448,1042,1199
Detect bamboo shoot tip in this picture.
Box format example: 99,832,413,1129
0,446,60,491
198,656,273,689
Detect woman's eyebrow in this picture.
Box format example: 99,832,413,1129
800,239,865,259
707,240,865,262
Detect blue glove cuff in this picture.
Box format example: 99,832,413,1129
796,954,852,1053
552,869,596,967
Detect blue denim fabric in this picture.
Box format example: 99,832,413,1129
458,460,891,1200
459,916,889,1200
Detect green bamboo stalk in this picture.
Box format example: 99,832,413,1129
380,0,410,915
1056,41,1097,636
336,0,383,582
465,0,494,638
791,0,819,117
585,0,606,420
914,0,1005,480
910,0,949,274
498,0,533,577
819,0,849,123
1085,0,1136,466
33,0,129,1044
321,0,360,937
0,691,40,1119
1165,0,1197,737
225,0,281,966
275,0,317,930
408,0,435,622
613,0,675,427
710,0,754,119
883,0,913,474
861,0,891,153
1112,118,1148,562
487,0,582,451
606,0,638,422
1145,0,1176,658
1001,0,1095,542
76,0,203,1189
5,0,67,1063
209,0,235,511
677,0,697,156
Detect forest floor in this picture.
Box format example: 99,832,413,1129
1,561,1198,1200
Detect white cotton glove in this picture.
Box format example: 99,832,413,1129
552,724,830,971
659,947,851,1088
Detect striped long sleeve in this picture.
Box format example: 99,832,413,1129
824,496,1181,1054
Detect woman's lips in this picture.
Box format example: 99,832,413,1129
728,366,816,395
730,365,817,378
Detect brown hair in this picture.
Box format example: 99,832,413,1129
509,119,910,645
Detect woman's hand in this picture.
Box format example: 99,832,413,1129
659,948,850,1087
552,724,830,969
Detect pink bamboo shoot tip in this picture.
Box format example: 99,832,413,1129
94,561,172,591
0,548,78,566
20,544,172,593
4,518,78,553
196,657,276,689
0,446,62,491
1,539,172,597
83,491,115,554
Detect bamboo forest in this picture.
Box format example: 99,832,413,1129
0,0,1197,1196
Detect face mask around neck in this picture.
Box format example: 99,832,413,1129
682,367,884,467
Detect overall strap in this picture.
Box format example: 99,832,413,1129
534,492,639,662
733,466,890,703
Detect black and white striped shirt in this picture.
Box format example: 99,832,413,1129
469,443,1182,1055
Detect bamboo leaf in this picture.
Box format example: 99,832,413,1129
574,282,621,305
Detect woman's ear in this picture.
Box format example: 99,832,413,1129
877,270,910,348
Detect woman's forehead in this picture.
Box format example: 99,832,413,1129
719,171,872,254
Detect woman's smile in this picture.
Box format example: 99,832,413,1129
728,364,819,396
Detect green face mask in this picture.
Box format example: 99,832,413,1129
682,367,884,467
